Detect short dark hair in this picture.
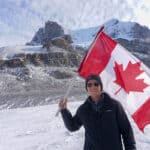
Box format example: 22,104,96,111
85,74,103,90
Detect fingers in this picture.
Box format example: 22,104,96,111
59,98,67,109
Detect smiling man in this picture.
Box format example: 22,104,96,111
59,74,136,150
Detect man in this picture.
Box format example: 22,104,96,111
59,74,136,150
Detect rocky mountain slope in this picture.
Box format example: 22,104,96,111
0,19,149,109
0,22,84,109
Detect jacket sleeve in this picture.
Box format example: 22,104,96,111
60,108,82,132
116,102,136,150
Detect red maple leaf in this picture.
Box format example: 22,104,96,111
113,61,149,94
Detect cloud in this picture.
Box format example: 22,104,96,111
0,0,149,47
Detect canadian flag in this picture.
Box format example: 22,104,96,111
78,28,150,132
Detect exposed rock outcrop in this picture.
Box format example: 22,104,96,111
27,21,65,45
0,30,81,69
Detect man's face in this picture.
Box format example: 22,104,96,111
87,79,102,98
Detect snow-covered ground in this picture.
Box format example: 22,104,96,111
0,100,150,150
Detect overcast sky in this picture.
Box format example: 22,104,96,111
0,0,149,47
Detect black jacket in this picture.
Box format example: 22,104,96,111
61,93,136,150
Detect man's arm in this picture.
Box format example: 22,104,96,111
59,98,82,132
61,108,82,131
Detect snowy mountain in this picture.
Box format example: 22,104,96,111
71,19,150,47
71,19,150,68
26,19,150,67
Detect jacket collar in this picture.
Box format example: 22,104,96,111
87,93,104,112
87,92,113,113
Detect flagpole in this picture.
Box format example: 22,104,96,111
55,80,74,116
56,26,104,116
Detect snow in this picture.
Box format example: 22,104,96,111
0,100,150,150
0,45,46,59
104,19,136,40
71,19,136,47
71,26,100,47
0,101,84,150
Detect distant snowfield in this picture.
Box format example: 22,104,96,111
0,45,47,59
0,100,150,150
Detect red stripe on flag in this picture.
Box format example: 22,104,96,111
132,98,150,132
78,31,117,78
